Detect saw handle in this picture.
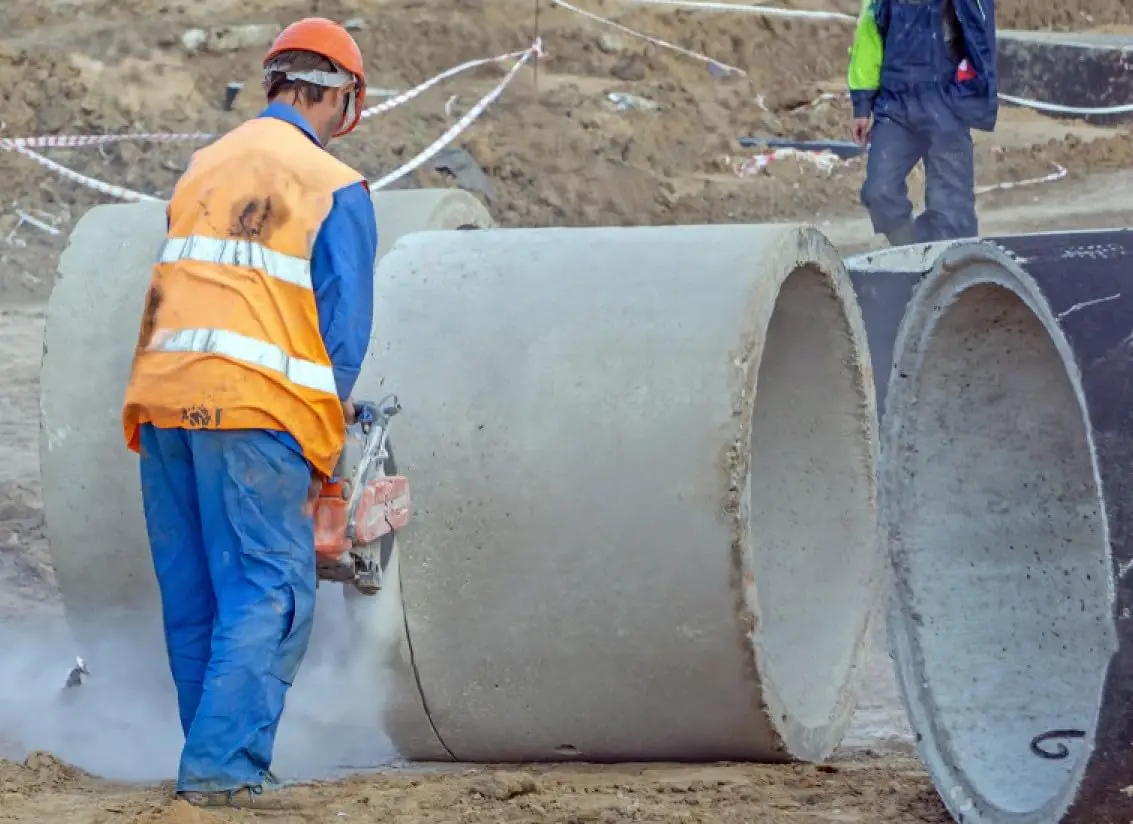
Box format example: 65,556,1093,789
354,400,377,429
353,395,401,433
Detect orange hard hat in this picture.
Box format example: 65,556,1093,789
264,18,367,137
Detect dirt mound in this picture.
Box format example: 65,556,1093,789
5,0,1126,305
0,750,94,795
0,0,870,301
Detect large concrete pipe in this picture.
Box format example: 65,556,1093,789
39,188,491,661
361,223,881,763
880,230,1133,823
372,187,493,259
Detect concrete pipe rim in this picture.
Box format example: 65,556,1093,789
880,247,1116,823
740,252,880,761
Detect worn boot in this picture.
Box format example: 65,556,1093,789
177,773,289,809
884,222,916,247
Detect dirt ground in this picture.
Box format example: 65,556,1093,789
2,750,952,824
2,0,1133,820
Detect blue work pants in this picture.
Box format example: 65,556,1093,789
861,86,978,244
137,424,317,793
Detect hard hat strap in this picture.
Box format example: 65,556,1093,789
339,86,358,132
277,68,355,89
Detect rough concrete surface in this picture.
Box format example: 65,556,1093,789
372,189,493,261
363,224,878,763
880,234,1133,823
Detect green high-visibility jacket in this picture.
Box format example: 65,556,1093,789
848,0,883,116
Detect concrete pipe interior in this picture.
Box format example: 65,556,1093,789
883,269,1114,820
367,224,879,762
747,265,878,735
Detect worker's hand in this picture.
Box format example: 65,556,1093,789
851,117,871,148
302,472,322,518
341,397,356,425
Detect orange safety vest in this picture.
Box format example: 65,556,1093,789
121,116,366,477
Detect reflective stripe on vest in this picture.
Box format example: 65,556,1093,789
149,328,337,396
159,235,313,291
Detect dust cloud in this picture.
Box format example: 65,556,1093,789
0,579,402,783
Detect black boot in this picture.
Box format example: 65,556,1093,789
884,222,916,247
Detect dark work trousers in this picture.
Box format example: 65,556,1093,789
861,87,978,245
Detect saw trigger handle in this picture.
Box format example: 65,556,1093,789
354,400,377,428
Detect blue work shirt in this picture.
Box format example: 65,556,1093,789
167,102,379,465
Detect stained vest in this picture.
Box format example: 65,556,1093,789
121,116,365,477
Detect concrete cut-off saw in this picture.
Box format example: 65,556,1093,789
312,394,412,596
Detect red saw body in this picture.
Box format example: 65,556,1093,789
313,396,411,594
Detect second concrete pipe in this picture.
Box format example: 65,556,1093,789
41,208,882,763
40,188,492,662
880,232,1133,824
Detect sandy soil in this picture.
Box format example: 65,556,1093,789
2,0,1133,820
2,750,953,824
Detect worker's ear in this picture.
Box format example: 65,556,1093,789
329,86,349,116
326,87,352,135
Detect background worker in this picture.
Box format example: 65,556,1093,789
848,0,998,246
119,17,378,808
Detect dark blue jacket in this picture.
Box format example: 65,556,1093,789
849,0,999,132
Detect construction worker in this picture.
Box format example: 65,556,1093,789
848,0,998,245
120,17,377,807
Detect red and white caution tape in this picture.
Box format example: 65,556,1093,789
0,132,211,203
370,40,542,190
975,162,1067,195
3,131,215,149
0,138,159,202
0,41,541,201
14,211,62,237
4,210,62,244
735,150,1068,196
551,0,746,76
360,47,534,120
735,147,850,176
616,0,855,22
3,44,546,152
